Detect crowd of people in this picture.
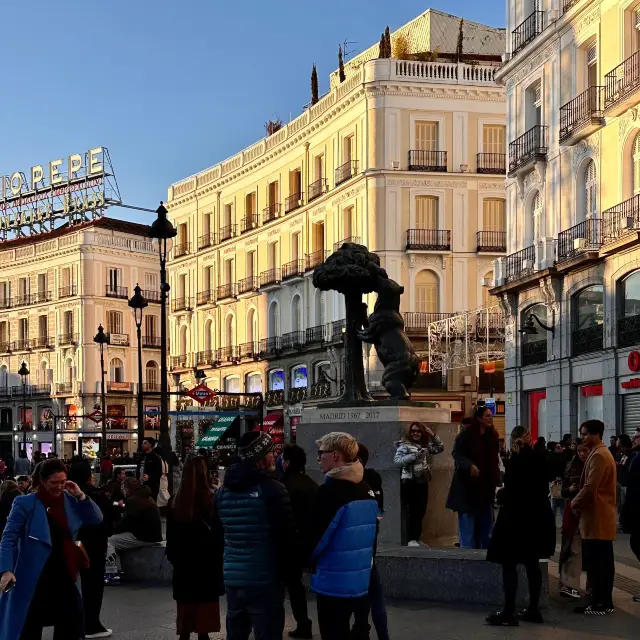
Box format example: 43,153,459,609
0,414,639,638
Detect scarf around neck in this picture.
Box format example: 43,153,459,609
36,487,78,579
325,460,364,484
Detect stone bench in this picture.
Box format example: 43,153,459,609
119,541,172,583
376,546,549,608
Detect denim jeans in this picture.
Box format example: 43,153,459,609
226,584,285,640
458,505,494,549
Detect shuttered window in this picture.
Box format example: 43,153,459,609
415,270,439,313
584,160,597,218
623,394,640,436
483,125,505,154
415,121,438,151
483,199,506,232
415,196,438,229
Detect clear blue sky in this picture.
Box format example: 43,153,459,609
1,0,504,226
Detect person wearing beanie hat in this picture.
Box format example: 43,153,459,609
216,430,297,639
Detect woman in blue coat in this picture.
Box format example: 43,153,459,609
0,458,103,640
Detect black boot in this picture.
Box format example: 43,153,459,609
289,623,313,639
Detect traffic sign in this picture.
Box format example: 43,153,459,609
185,383,216,405
88,410,103,424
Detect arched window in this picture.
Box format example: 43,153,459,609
314,290,326,326
224,376,240,393
65,358,74,384
246,308,256,345
291,364,308,388
292,296,302,332
110,358,124,383
145,360,159,387
204,318,214,353
482,271,494,308
521,303,547,366
634,133,640,196
482,199,506,232
245,372,262,393
225,314,235,348
415,196,438,229
315,361,330,383
269,369,284,391
415,270,439,314
619,272,640,347
268,301,280,338
573,285,604,355
179,325,188,356
584,160,597,219
39,360,48,386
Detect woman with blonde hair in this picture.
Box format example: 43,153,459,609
394,421,444,546
486,425,556,626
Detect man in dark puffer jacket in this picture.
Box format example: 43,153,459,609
216,432,297,640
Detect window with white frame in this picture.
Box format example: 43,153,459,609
106,310,123,335
292,296,302,332
415,121,438,151
146,361,159,386
586,42,598,89
415,196,438,229
415,270,439,314
110,358,124,383
532,191,543,241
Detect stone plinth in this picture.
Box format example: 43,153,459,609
298,403,455,546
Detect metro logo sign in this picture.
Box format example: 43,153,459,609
88,410,103,424
185,384,216,405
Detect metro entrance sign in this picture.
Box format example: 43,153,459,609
185,383,216,405
88,410,103,424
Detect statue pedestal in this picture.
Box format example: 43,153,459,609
298,404,457,546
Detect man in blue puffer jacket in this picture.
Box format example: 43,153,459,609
216,432,297,640
302,431,378,640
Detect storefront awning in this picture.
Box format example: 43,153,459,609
195,415,237,448
261,412,284,444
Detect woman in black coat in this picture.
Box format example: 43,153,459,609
166,456,224,640
486,425,556,626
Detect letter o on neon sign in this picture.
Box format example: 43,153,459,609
629,351,640,372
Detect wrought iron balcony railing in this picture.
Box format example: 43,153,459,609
508,125,548,175
142,335,161,348
328,319,347,341
197,289,216,305
308,177,326,201
604,51,640,115
476,231,507,252
572,323,603,356
31,291,52,304
58,333,79,346
216,283,237,301
239,341,259,359
56,382,74,394
262,203,281,224
266,389,285,407
403,312,454,334
282,259,305,281
170,355,189,369
196,350,216,366
563,0,579,11
408,150,447,172
260,269,281,288
171,297,193,312
198,233,216,250
241,215,259,233
142,289,161,303
602,195,640,243
142,383,161,393
335,160,358,186
238,276,258,295
173,242,191,258
58,285,77,298
105,285,129,299
33,335,54,349
557,218,602,263
12,339,32,351
522,339,547,366
282,330,306,350
476,153,506,174
219,224,237,242
505,245,536,282
512,11,544,56
285,192,304,214
306,250,328,271
306,325,326,344
559,86,604,144
259,336,282,357
289,386,308,404
406,229,451,251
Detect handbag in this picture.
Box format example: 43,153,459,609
157,460,171,508
74,541,91,570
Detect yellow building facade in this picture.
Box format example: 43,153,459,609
166,10,507,443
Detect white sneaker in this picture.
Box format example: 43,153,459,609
407,540,420,547
86,631,113,639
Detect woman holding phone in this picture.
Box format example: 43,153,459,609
0,458,103,640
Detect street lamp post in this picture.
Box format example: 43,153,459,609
149,202,177,456
93,324,109,454
128,284,148,450
18,361,29,453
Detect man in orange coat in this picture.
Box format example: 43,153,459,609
571,419,617,616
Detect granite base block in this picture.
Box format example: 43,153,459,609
120,542,172,583
376,547,549,608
